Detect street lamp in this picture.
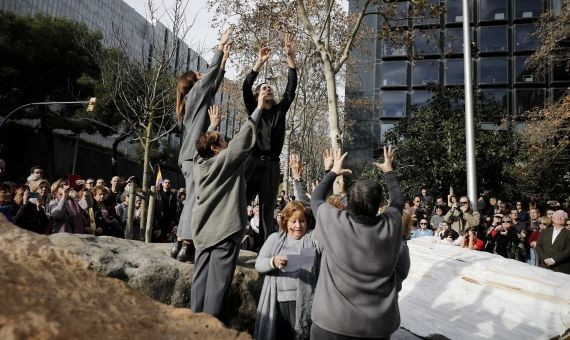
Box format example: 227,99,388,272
0,98,97,129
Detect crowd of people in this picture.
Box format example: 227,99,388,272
2,27,569,339
404,189,570,274
0,163,185,243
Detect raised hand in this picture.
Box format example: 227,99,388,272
257,92,269,110
290,154,303,180
284,33,295,57
258,46,271,64
222,43,231,64
208,105,223,130
323,148,334,171
219,27,232,47
373,145,396,173
331,149,352,176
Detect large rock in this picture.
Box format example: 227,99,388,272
0,217,249,339
400,237,570,339
48,232,263,333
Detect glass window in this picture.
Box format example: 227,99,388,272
388,1,409,26
516,89,545,115
381,92,407,117
480,89,508,115
381,61,408,87
552,88,568,102
515,24,539,51
446,0,471,23
445,28,470,54
413,0,440,26
413,60,439,86
383,39,407,57
445,58,466,85
552,61,570,82
480,0,508,21
380,123,396,142
514,56,543,83
414,29,441,55
515,0,543,19
411,90,435,108
479,26,508,53
479,57,508,84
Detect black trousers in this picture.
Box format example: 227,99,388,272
244,155,280,242
311,323,390,340
276,301,296,340
190,236,240,317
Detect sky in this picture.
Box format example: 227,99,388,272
123,0,236,78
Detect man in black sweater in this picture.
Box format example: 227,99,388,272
242,34,297,243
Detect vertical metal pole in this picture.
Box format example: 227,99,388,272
125,183,137,240
72,132,80,174
462,0,478,210
145,185,156,243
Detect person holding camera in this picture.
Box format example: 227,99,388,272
443,196,480,235
488,216,520,258
13,185,49,234
49,179,92,234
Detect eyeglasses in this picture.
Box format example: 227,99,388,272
459,201,469,204
420,222,428,225
502,221,512,223
86,182,94,185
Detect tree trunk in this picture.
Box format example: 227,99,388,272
323,59,341,149
139,111,155,241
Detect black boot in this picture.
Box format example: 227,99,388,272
176,242,194,263
170,241,182,258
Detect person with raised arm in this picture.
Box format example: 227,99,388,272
189,94,263,317
242,34,298,243
172,28,232,262
309,146,406,339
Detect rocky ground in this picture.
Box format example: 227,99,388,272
0,217,249,340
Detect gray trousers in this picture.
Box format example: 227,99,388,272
177,160,195,240
244,155,280,241
190,236,240,317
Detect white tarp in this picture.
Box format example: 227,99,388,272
400,237,570,339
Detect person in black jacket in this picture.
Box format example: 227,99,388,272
242,34,297,243
490,217,520,258
155,179,178,242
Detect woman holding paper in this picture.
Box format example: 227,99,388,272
254,201,319,340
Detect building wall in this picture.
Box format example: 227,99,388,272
346,0,569,162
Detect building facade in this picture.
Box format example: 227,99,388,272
346,0,568,162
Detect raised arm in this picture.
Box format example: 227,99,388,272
195,28,231,90
290,154,310,205
243,47,270,114
374,145,403,212
212,43,230,93
277,34,298,109
310,149,352,214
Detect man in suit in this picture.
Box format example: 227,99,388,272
536,210,570,274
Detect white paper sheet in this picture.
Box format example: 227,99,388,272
281,248,315,272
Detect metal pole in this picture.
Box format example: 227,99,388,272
125,183,137,240
72,132,81,174
462,0,478,210
145,185,156,243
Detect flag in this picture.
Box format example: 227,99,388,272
155,164,163,188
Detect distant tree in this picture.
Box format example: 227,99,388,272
516,0,570,200
0,11,110,132
360,86,519,200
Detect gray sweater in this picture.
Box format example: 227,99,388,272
191,111,259,249
178,49,225,166
310,171,404,338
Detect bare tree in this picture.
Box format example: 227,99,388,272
86,0,196,240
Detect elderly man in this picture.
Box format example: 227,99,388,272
536,210,570,274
